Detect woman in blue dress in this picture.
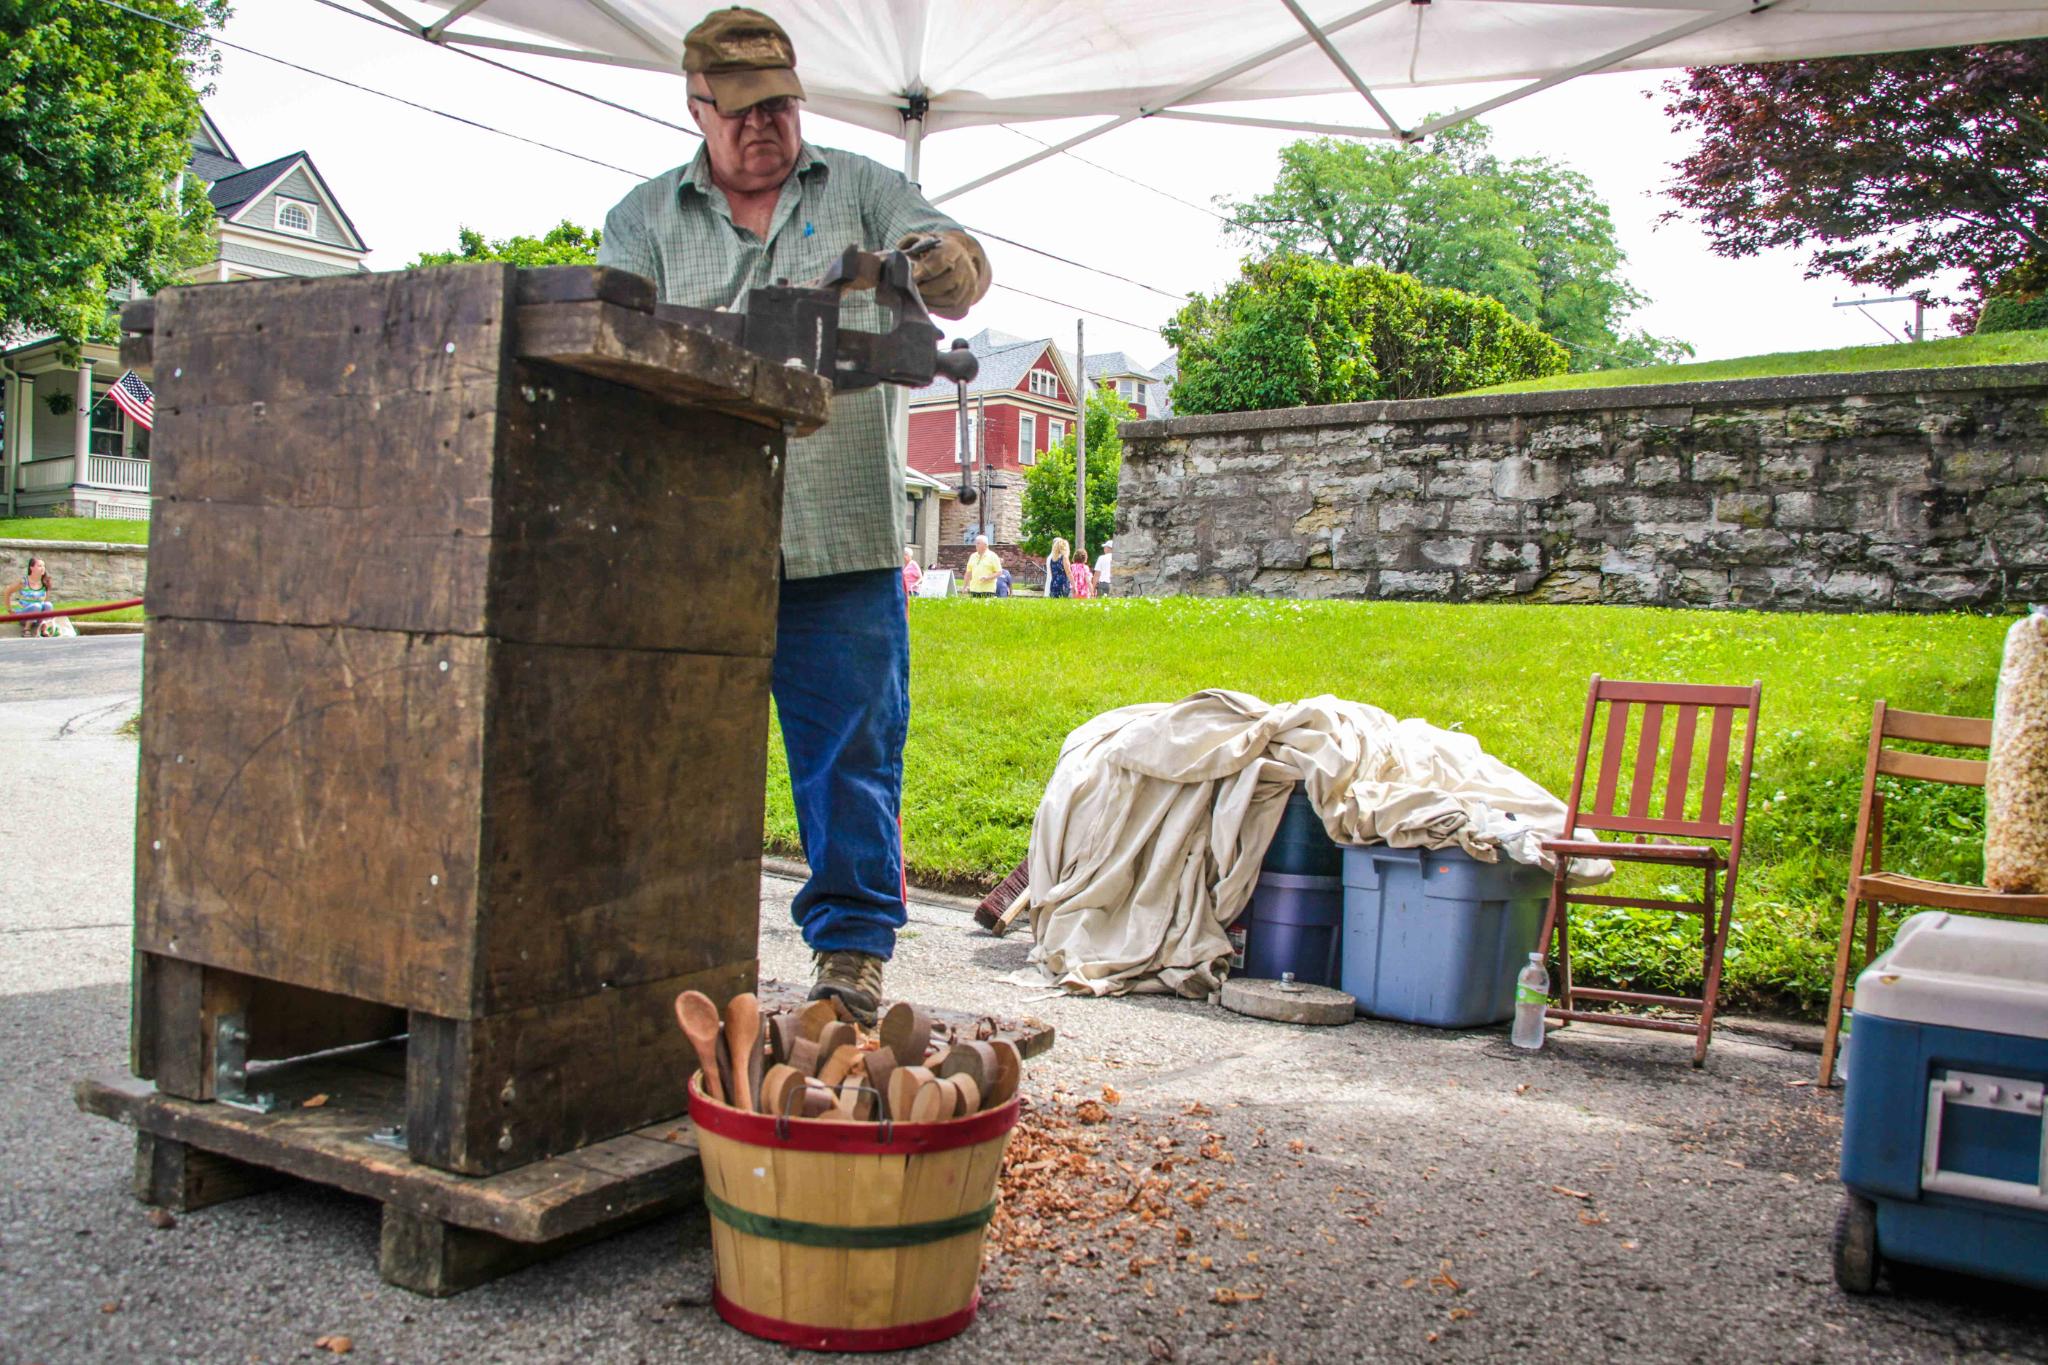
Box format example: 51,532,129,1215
1045,537,1072,599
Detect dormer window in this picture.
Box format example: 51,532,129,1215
275,199,317,235
1028,369,1059,398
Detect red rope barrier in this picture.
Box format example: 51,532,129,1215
0,597,144,625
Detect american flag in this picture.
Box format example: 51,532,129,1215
107,369,154,431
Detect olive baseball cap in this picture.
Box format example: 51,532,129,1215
683,7,804,115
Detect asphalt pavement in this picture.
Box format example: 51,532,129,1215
2,634,2042,1364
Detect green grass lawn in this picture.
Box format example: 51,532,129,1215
767,598,2010,1015
0,516,149,544
1461,327,2048,397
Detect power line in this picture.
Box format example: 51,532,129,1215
85,0,649,177
305,0,700,138
990,282,1162,334
88,0,1175,333
299,0,1186,303
299,0,1187,304
999,124,1236,227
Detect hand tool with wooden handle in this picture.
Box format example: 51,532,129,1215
724,993,760,1114
673,991,727,1106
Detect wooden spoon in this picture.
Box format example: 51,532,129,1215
941,1073,981,1117
880,1003,932,1069
788,1037,820,1078
768,1012,798,1068
909,1077,952,1123
815,1021,856,1063
761,1063,804,1120
938,1041,996,1094
803,1079,842,1120
797,998,840,1043
889,1065,936,1121
673,991,726,1106
863,1048,899,1119
983,1038,1022,1110
818,1044,863,1088
724,993,760,1114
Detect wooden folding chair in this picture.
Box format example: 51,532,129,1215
1817,701,2048,1086
1537,675,1763,1066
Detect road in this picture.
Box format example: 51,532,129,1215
1,633,2041,1363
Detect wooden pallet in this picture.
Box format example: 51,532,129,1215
77,984,1053,1296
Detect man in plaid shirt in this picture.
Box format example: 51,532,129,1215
600,7,990,1024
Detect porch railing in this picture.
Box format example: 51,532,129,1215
87,454,152,492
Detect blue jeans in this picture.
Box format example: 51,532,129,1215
773,568,908,959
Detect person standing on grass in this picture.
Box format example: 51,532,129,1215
1095,540,1113,593
901,545,923,600
1070,550,1094,600
597,6,991,1025
963,534,1002,598
1045,537,1072,599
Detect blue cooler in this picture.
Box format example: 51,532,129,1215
1837,911,2048,1294
1341,845,1553,1027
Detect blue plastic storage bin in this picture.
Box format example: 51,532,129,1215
1340,845,1554,1027
1231,871,1343,987
1836,911,2048,1294
1261,788,1342,877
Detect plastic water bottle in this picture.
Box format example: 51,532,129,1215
1511,952,1550,1051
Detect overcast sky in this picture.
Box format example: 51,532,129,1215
199,2,1951,371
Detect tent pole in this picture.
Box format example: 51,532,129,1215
424,0,488,41
1276,0,1408,138
1150,110,1400,139
1410,1,1782,140
932,0,1409,204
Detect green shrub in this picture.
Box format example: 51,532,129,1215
1974,293,2048,334
1162,254,1569,414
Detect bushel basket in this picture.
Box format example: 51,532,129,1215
689,1074,1019,1351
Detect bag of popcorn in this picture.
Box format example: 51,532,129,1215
1985,606,2048,893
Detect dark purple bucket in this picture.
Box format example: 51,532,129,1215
1230,872,1344,987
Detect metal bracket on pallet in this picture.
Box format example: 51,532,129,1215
212,1014,279,1113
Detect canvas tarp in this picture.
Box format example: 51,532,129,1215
1017,690,1613,998
356,1,2048,144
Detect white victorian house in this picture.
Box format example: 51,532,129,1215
0,112,369,518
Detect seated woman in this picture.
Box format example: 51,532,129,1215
5,557,75,637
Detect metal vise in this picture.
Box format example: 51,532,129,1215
654,244,979,393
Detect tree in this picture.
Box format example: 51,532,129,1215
1162,254,1568,415
0,0,227,344
1019,387,1133,556
412,221,602,268
1223,124,1689,370
1660,41,2048,325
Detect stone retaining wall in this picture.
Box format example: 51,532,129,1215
1114,364,2048,611
0,538,148,605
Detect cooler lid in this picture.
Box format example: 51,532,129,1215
1855,912,2048,1040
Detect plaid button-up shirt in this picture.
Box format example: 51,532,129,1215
598,142,963,580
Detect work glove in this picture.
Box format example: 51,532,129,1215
899,230,990,319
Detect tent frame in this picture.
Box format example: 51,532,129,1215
347,0,1784,196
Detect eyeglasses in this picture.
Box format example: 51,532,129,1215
690,94,799,121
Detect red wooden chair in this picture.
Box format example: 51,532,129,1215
1537,676,1764,1066
1816,702,2048,1086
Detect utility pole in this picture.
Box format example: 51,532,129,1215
1074,318,1087,555
976,395,989,542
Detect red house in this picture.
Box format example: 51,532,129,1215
907,330,1080,546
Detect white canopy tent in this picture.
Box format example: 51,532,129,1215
340,0,2048,199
